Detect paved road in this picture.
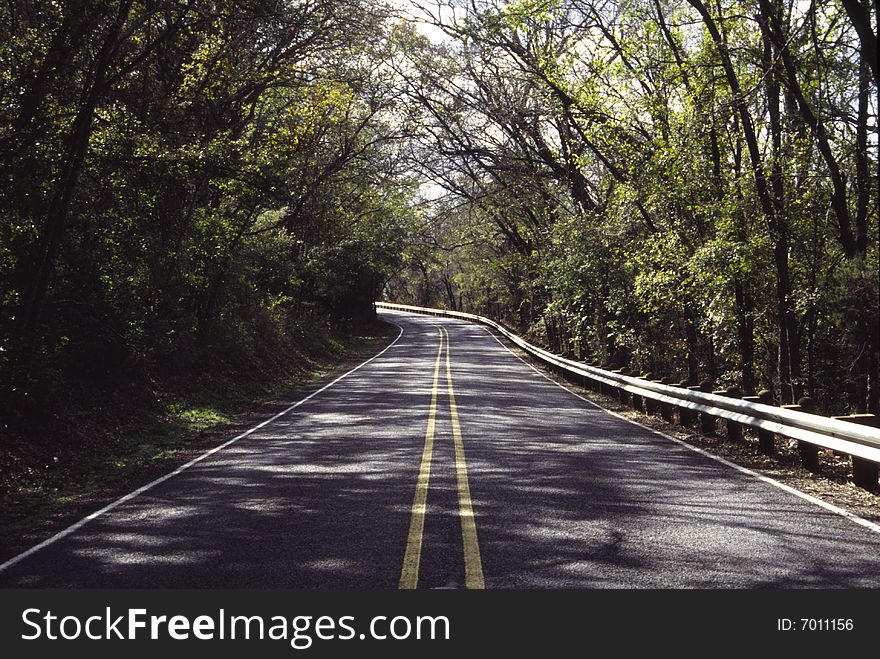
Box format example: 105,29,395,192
3,310,880,588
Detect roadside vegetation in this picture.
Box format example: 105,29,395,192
0,322,394,549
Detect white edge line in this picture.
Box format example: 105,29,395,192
0,322,405,574
470,323,880,536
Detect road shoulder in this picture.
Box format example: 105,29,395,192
485,327,880,527
0,322,399,564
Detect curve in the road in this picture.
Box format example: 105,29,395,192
1,310,878,588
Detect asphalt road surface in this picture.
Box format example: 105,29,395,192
3,310,880,588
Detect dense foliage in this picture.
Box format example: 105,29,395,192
387,0,879,413
1,0,876,428
0,1,414,422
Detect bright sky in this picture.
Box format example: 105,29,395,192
388,1,456,200
391,0,454,44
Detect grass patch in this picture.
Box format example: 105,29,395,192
169,404,232,430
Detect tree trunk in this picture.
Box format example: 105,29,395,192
443,273,457,311
855,57,870,258
684,309,700,385
12,1,134,391
734,277,756,392
838,0,879,84
688,0,801,401
853,55,877,413
867,307,880,414
760,5,801,402
759,0,856,257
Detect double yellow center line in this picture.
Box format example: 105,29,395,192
399,327,485,589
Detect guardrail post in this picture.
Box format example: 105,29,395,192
699,380,716,435
724,386,743,441
742,390,775,454
711,386,729,431
597,364,609,396
831,414,879,490
660,377,676,422
782,397,820,472
632,377,645,413
615,369,631,406
559,361,578,386
644,374,659,415
680,381,699,427
587,364,601,393
797,397,821,472
603,364,618,397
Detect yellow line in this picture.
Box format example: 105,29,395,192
399,328,444,589
443,327,485,589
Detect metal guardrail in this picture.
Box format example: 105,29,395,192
376,302,880,474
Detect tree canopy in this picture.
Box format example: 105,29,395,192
387,0,879,414
1,0,417,419
0,0,877,423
